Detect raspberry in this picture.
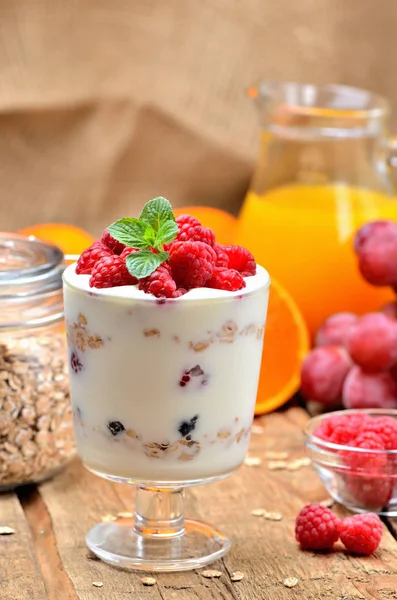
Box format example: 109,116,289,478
76,241,113,275
213,243,229,268
338,513,383,555
175,224,215,246
346,474,394,511
172,287,188,298
342,367,397,410
168,241,216,288
314,413,369,445
346,313,397,372
101,228,126,255
139,264,176,298
362,416,397,450
176,214,201,229
120,247,138,260
341,431,387,472
295,504,340,550
300,346,352,405
207,267,246,292
224,245,256,277
315,313,358,348
89,256,137,288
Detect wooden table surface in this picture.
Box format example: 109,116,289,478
2,406,397,600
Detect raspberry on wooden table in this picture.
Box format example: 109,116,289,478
101,228,126,255
224,245,256,277
139,264,177,298
76,241,113,275
338,513,383,555
89,256,137,288
207,267,246,292
295,504,340,550
168,241,216,288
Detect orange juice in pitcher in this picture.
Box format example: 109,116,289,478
237,83,397,336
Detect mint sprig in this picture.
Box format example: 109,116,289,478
107,197,178,279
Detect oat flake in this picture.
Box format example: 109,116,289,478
268,460,288,470
231,571,244,582
251,508,266,517
244,456,262,467
141,577,156,586
92,581,103,588
0,526,15,535
101,514,116,522
202,569,222,578
265,511,283,521
117,511,133,518
283,577,299,588
251,425,264,435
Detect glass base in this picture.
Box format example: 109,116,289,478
86,516,231,571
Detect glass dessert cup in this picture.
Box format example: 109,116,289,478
63,264,270,571
305,409,397,516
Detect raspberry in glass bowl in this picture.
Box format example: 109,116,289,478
304,409,397,516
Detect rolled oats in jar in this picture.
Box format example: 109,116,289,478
0,233,74,489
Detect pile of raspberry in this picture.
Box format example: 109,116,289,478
75,214,256,297
295,503,383,555
314,412,397,510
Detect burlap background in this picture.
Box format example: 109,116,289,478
1,0,397,235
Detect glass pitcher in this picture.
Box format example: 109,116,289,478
237,82,397,337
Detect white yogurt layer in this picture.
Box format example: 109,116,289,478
63,263,270,301
63,263,270,485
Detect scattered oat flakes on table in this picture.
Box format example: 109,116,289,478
201,569,222,578
283,577,299,588
92,581,103,588
231,571,244,582
0,526,15,535
141,577,156,586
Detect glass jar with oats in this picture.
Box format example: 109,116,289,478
0,233,74,490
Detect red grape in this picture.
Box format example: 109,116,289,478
342,366,397,409
315,312,358,347
354,220,397,286
301,346,352,405
346,313,397,372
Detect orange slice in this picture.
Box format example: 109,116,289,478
255,278,310,415
174,206,237,245
18,223,95,256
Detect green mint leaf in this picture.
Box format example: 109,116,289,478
139,197,175,232
143,225,157,247
155,220,178,247
126,250,165,279
108,218,150,250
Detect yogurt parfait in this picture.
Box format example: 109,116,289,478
63,197,270,571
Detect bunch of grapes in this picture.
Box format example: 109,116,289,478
301,221,397,409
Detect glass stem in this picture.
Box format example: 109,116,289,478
133,486,185,538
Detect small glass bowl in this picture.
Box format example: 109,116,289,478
304,409,397,516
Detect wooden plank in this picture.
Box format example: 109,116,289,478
0,492,47,600
33,407,397,600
